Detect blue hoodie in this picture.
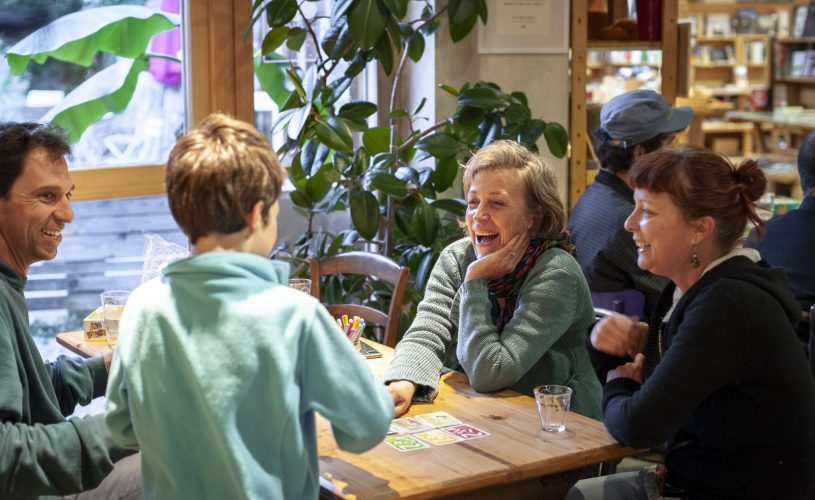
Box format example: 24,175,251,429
105,252,393,499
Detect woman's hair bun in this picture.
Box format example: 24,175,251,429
734,159,766,203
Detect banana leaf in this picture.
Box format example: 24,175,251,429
6,5,179,74
43,58,150,143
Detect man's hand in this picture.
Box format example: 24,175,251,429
387,380,416,418
103,350,113,372
465,233,529,282
607,353,645,384
590,314,648,359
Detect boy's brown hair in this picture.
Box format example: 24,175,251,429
166,113,285,243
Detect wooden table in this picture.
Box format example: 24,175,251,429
56,332,642,499
319,345,642,499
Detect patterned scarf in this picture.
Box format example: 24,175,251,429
487,232,577,333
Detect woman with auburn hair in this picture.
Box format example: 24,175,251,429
385,140,602,420
569,146,815,499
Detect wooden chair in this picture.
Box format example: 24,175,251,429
308,251,410,348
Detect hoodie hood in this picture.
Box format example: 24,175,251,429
698,255,801,327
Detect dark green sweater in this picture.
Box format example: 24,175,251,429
0,259,116,499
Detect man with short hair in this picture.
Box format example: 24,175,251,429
0,122,139,499
568,90,693,322
747,130,815,343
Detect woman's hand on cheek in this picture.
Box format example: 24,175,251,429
465,232,529,282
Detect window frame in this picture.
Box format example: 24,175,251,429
70,0,254,202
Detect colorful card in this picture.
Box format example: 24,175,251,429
415,411,462,428
384,434,430,452
387,424,400,435
442,424,490,440
413,428,463,446
389,417,433,434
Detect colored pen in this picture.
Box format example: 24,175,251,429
351,320,366,344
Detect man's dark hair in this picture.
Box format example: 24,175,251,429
592,127,668,174
0,122,70,198
797,130,815,195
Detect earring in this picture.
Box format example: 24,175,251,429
691,246,700,268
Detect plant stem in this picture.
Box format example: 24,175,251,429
389,44,411,158
397,118,452,155
144,53,182,64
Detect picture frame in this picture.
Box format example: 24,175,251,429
477,0,569,55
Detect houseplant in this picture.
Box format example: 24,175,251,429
252,0,568,338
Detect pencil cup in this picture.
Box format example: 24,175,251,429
534,385,572,433
288,278,312,294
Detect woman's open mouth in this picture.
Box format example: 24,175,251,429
475,232,498,245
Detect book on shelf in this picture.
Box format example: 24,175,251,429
794,5,809,37
791,51,808,77
706,13,732,37
804,51,815,77
803,2,815,37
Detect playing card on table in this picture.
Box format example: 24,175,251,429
384,434,430,452
413,428,463,446
441,423,490,440
389,417,433,434
415,411,462,428
387,424,400,435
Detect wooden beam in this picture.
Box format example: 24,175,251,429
569,0,588,210
70,164,166,201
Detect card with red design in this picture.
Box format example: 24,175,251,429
441,423,490,440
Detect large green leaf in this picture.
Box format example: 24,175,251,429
458,87,504,109
6,6,179,74
368,171,408,198
412,202,440,246
447,0,479,42
321,22,355,59
430,198,466,217
315,116,354,153
433,157,459,192
374,30,394,75
306,172,332,202
543,121,568,158
416,132,459,159
253,53,289,107
350,190,381,240
338,101,378,125
261,26,289,54
363,127,391,155
44,58,149,143
382,0,409,19
265,0,298,28
348,0,389,50
407,32,425,62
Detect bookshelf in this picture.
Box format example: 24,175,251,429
775,37,815,108
569,0,681,208
692,34,771,110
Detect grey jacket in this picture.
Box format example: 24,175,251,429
385,238,602,419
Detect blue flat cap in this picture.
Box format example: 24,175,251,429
600,89,693,148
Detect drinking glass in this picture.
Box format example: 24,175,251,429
534,385,572,432
101,291,129,349
288,278,312,294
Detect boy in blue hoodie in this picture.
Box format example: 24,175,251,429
105,114,394,499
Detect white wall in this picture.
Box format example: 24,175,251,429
431,5,571,202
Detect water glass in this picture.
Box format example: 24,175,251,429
101,290,129,349
288,278,312,294
534,385,572,433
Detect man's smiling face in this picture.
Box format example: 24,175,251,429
0,147,75,275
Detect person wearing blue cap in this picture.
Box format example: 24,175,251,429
568,89,693,324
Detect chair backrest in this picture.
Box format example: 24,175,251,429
308,251,410,348
591,290,646,318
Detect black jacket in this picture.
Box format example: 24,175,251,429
593,256,815,499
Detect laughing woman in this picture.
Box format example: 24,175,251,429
384,140,602,420
569,147,815,499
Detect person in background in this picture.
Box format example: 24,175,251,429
569,147,815,499
746,130,815,344
568,89,692,322
0,122,140,499
386,140,602,420
105,114,393,499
